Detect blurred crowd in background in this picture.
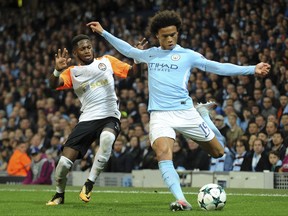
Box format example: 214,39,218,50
0,0,288,184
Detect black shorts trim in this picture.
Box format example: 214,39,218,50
63,117,120,158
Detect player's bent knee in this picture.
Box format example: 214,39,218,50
55,156,73,178
155,149,173,161
211,148,224,158
100,131,115,152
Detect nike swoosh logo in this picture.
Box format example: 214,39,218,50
75,74,82,77
97,159,106,163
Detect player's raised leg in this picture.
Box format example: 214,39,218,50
195,101,226,147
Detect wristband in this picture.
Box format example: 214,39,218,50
53,69,61,77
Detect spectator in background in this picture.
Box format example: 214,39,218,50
278,95,288,121
0,116,7,140
140,112,150,134
251,104,262,119
261,97,277,119
232,138,248,171
105,136,134,173
73,148,94,172
223,105,241,127
239,107,252,132
120,117,129,139
271,131,286,160
248,134,258,151
0,131,13,158
0,146,9,171
263,78,280,99
253,88,263,106
133,123,148,150
213,114,229,140
126,100,139,122
226,112,244,148
45,133,62,165
184,139,210,171
127,136,142,170
241,139,270,172
280,113,288,146
209,146,234,172
29,133,44,152
172,138,187,171
268,150,282,172
23,147,54,185
229,92,243,114
137,102,148,116
257,131,269,152
7,140,31,176
265,121,279,150
139,138,158,170
265,88,280,109
24,128,34,143
236,84,247,103
279,148,288,172
245,121,259,138
255,114,266,133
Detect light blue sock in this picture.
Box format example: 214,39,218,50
158,160,185,201
201,114,225,147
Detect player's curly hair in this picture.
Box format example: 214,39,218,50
147,10,182,36
72,34,90,50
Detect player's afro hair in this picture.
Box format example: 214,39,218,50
72,34,90,50
147,10,182,36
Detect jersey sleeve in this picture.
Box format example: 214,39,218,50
193,52,255,76
104,55,131,78
102,30,149,63
56,67,73,90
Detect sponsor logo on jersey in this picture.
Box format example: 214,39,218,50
171,54,180,61
90,79,108,89
98,63,107,71
148,62,178,72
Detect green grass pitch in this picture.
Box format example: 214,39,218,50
0,184,287,216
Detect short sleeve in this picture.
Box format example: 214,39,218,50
104,55,131,78
56,67,73,90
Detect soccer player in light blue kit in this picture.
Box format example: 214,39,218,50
87,10,270,211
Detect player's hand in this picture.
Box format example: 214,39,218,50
55,48,71,71
87,21,104,34
254,62,271,78
133,38,148,64
135,38,148,50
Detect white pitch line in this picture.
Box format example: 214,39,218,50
0,188,287,197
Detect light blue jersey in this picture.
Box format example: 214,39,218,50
102,31,256,112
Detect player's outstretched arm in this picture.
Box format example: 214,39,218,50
87,21,145,63
130,38,149,77
254,62,271,78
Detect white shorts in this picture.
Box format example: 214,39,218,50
149,108,215,145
